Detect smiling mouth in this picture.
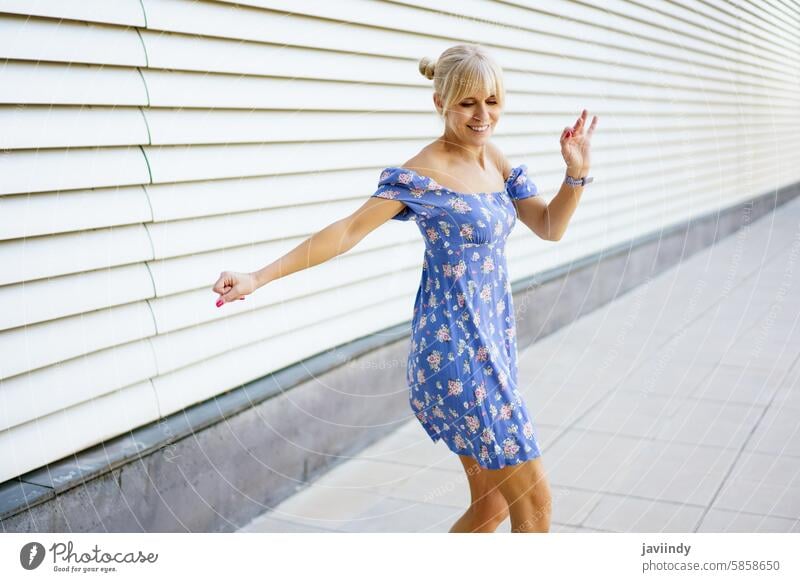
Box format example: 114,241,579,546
467,124,490,133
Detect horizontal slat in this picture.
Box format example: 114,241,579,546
0,146,150,196
0,61,148,106
0,105,149,150
0,13,146,66
0,184,152,240
0,0,145,27
0,224,153,286
0,302,155,379
0,340,157,432
140,69,428,109
0,264,155,332
0,380,158,483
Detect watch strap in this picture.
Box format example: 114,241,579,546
564,174,594,186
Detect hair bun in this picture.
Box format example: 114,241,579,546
418,57,436,80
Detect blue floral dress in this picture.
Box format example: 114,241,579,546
370,164,543,470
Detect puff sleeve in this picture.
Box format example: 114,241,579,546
370,167,432,221
506,164,538,201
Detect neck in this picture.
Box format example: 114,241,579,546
436,130,488,168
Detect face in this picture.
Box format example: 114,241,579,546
436,88,501,143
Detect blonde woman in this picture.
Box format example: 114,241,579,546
212,44,597,533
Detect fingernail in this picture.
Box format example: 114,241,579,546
216,299,223,307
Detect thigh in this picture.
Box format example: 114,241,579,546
457,454,506,504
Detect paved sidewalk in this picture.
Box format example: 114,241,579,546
240,197,800,533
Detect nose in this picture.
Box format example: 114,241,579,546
473,103,489,122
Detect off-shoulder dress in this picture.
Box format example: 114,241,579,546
370,164,543,469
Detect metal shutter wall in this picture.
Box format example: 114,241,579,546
0,0,798,481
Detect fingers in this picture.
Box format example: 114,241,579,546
216,294,246,308
213,272,247,307
573,109,586,132
587,115,598,136
563,110,599,141
212,272,231,295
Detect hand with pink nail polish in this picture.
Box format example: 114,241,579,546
212,270,258,307
560,108,598,175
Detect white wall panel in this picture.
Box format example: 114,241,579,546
0,264,155,331
0,381,159,482
0,61,149,106
0,147,151,196
0,0,797,484
0,302,156,379
0,341,157,432
0,224,153,285
0,105,150,150
0,13,146,66
0,0,146,26
0,185,152,240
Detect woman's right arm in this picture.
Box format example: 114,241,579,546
250,196,407,289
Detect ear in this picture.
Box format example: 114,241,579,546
433,92,442,114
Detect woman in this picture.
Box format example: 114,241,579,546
212,44,597,533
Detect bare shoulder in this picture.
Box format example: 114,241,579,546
400,145,441,176
485,141,512,180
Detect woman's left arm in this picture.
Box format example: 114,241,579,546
516,109,598,242
516,169,586,241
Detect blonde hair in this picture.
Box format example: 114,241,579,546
418,44,506,118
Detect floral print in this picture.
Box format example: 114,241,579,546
371,164,542,470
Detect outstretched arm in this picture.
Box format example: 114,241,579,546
250,195,407,289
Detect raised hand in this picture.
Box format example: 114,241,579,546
560,109,598,173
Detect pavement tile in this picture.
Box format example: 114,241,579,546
336,497,460,533
696,508,800,532
713,451,800,519
581,494,705,532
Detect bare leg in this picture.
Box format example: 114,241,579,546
483,455,552,533
449,454,510,533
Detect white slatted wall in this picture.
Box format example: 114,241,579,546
1,0,798,482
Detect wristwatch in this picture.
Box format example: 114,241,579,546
564,173,594,186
